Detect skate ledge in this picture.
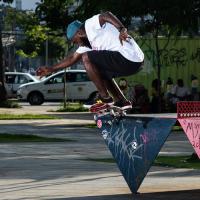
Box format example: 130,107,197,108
126,113,177,119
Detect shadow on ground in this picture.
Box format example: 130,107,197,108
48,189,200,200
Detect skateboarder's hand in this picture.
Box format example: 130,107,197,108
119,28,131,45
36,66,53,77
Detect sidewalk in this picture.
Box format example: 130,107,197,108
0,104,95,127
0,105,199,199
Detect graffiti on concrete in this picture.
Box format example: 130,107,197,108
139,39,200,68
178,118,200,158
97,115,176,193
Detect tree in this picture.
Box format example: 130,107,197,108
0,0,13,102
131,0,200,112
4,5,68,69
74,0,133,26
35,0,74,30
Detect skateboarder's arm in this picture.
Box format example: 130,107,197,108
99,11,125,30
37,52,82,77
51,52,82,72
99,12,129,45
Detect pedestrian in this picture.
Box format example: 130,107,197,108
165,77,173,97
37,11,144,111
191,74,199,101
169,79,191,111
150,79,164,113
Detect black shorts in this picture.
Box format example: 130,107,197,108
87,50,143,80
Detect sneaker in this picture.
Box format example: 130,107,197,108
114,100,132,110
90,102,109,113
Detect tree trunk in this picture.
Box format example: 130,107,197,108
0,22,7,102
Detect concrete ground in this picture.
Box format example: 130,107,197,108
0,104,199,200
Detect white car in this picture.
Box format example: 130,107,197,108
17,70,98,105
5,72,39,98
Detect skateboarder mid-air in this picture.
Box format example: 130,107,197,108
37,11,144,111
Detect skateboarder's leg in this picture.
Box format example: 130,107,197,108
82,53,110,99
103,79,127,102
103,79,132,109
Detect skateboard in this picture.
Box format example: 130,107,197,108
108,105,128,117
90,103,130,117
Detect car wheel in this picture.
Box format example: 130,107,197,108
28,92,44,105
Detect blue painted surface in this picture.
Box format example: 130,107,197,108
96,114,176,193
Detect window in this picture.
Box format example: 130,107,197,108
46,73,64,84
75,73,90,82
65,72,90,82
65,73,76,82
16,75,29,84
5,75,16,84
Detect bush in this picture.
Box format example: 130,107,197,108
0,100,21,108
57,102,89,112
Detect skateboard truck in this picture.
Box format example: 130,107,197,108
91,104,129,123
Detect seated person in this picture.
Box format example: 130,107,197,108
169,79,191,110
150,79,165,113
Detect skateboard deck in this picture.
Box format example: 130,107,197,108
90,104,130,117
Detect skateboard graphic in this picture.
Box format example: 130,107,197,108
90,103,130,117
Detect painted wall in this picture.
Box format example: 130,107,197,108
125,37,200,95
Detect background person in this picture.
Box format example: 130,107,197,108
191,74,199,101
169,79,191,111
150,79,165,113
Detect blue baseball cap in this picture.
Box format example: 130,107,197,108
66,20,83,40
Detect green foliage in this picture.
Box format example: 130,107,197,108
16,25,48,58
4,8,47,58
154,155,200,169
35,0,75,30
0,113,59,120
4,6,67,60
75,0,133,26
16,49,37,58
38,31,67,59
0,100,21,108
134,0,200,36
56,102,89,112
4,8,38,31
75,0,199,36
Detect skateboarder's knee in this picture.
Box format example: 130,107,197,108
82,53,91,66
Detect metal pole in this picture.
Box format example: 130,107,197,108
45,33,48,66
0,8,3,85
0,8,7,101
63,68,67,108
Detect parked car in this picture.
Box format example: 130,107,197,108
5,72,39,98
17,70,98,105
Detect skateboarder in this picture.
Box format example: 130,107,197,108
37,11,144,111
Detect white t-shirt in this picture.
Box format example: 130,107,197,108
171,85,191,97
76,14,144,62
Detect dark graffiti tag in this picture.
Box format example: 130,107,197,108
169,48,186,67
191,48,200,62
143,45,200,68
145,48,188,68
